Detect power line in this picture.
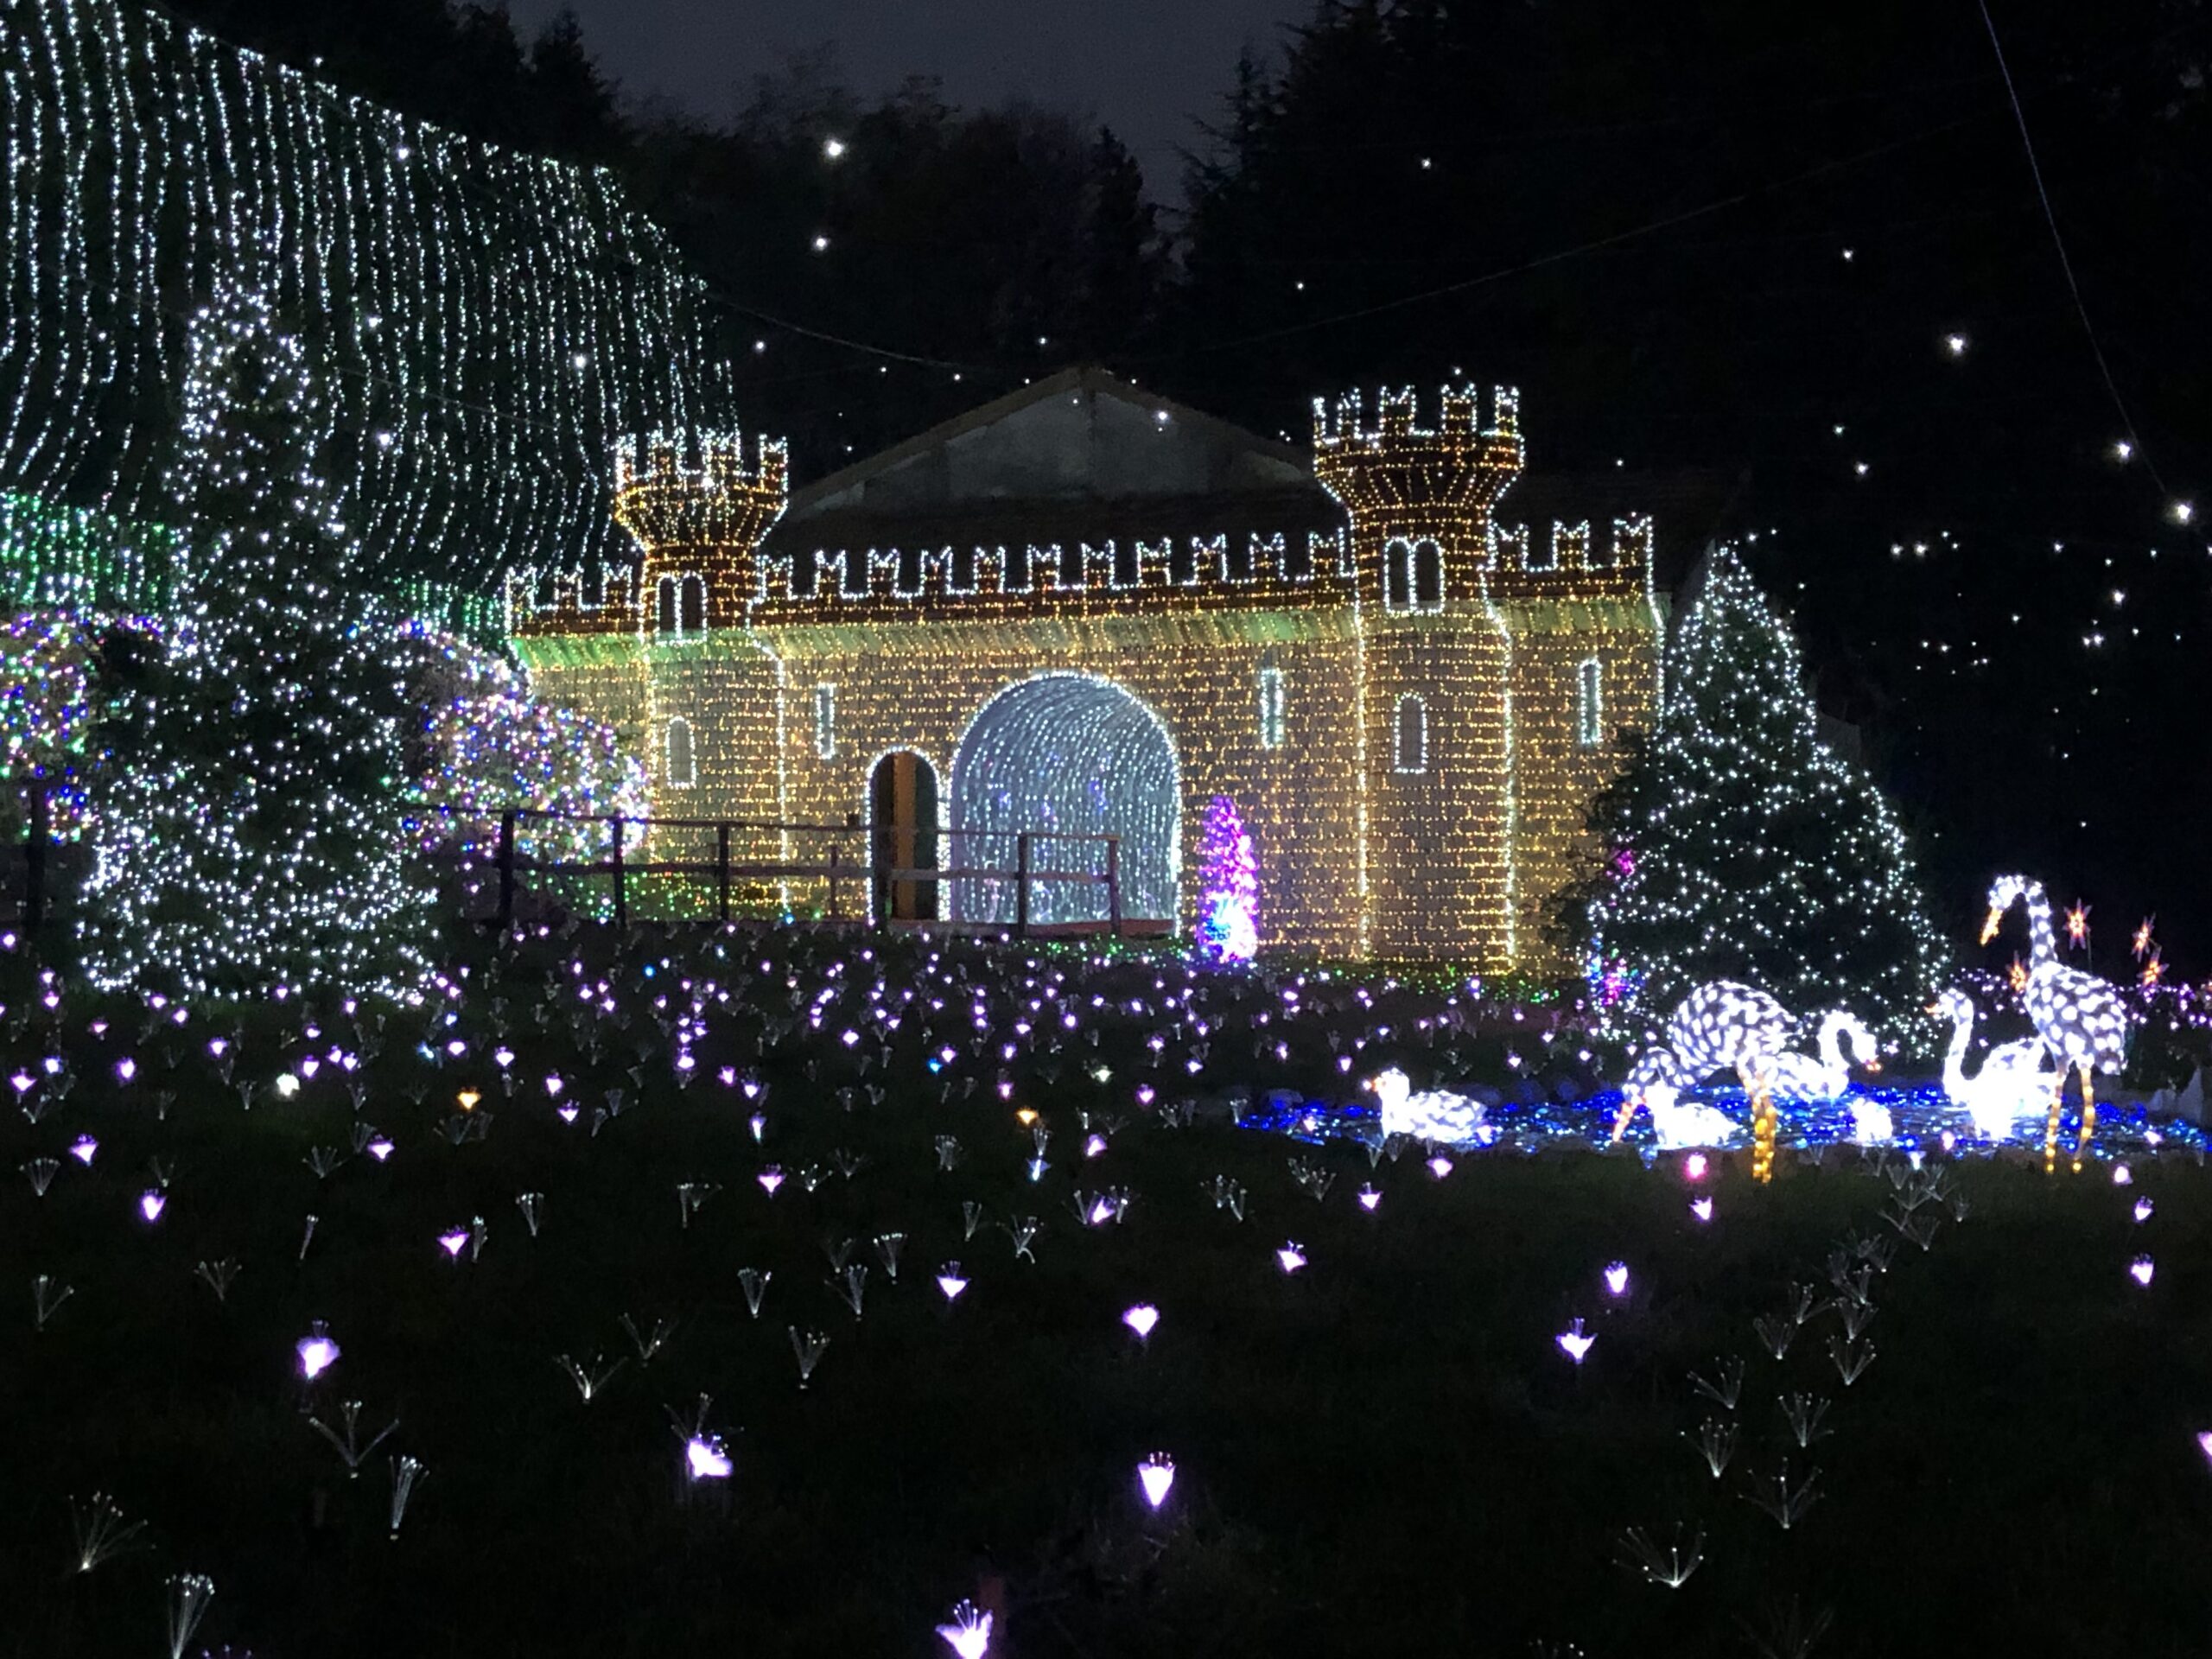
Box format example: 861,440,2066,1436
1976,0,2169,498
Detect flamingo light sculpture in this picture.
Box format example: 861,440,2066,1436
1611,982,1794,1180
1981,875,2132,1173
1931,988,2056,1142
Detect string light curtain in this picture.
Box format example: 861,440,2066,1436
0,0,739,588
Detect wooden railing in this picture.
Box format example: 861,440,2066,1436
448,807,1129,938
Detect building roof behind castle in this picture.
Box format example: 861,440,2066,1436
764,367,1341,557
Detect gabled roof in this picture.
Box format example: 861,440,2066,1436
774,367,1329,542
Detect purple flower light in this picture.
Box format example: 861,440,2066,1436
68,1135,97,1166
2113,1164,2133,1186
366,1136,394,1162
1137,1452,1176,1510
2135,1197,2155,1224
2130,1255,2155,1287
1357,1185,1382,1211
1277,1243,1307,1274
1556,1317,1596,1365
757,1166,785,1197
1690,1197,1715,1224
1122,1303,1160,1340
935,1601,994,1659
138,1190,166,1224
1426,1154,1453,1179
296,1324,340,1381
1603,1262,1630,1297
685,1436,733,1480
437,1228,469,1259
937,1267,969,1302
1683,1153,1709,1181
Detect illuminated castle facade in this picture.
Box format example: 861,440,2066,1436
505,367,1662,966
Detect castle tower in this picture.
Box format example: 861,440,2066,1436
612,429,788,636
1315,385,1525,964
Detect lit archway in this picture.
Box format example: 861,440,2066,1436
950,674,1179,928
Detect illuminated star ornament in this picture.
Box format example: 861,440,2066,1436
2063,902,2090,950
2133,916,2157,963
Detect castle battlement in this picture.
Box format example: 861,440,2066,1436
750,530,1351,609
1311,383,1520,449
612,427,788,560
1487,513,1654,575
504,560,638,638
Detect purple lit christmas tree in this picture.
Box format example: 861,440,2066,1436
1195,794,1259,963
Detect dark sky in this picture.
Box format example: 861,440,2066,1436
509,0,1306,195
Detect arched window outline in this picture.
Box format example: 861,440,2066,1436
1392,694,1428,774
678,574,707,633
664,715,696,788
1411,539,1444,609
1257,665,1286,749
655,575,678,635
1382,538,1414,610
814,683,837,760
1577,658,1604,749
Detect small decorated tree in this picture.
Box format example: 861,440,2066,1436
1194,793,1260,962
79,284,434,998
1575,543,1947,1037
406,632,647,868
0,608,108,842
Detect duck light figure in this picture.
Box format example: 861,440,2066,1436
1365,1068,1489,1146
1982,876,2133,1173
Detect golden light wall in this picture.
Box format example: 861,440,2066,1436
510,390,1660,966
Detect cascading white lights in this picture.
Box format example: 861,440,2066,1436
0,0,738,586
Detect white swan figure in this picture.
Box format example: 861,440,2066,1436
1932,987,2057,1142
1366,1068,1490,1146
1770,1011,1881,1103
1983,875,2133,1169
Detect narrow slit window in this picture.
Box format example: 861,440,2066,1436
1412,540,1443,609
655,575,678,634
678,574,707,633
1258,666,1286,749
1383,539,1413,610
665,716,696,788
1578,658,1604,748
814,683,836,760
1393,694,1427,774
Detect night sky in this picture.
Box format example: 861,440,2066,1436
506,0,1300,193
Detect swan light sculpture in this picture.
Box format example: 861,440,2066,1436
1932,987,2058,1142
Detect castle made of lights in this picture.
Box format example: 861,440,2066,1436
505,368,1663,965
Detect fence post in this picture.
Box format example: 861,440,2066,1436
716,822,731,924
610,815,627,930
23,785,47,931
495,810,517,932
1015,832,1032,940
1105,836,1122,939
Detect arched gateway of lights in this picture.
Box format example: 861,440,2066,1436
505,368,1663,965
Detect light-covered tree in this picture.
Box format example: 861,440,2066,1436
1577,543,1947,1037
79,285,433,998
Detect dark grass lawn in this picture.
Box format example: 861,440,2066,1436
2,925,2208,1658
